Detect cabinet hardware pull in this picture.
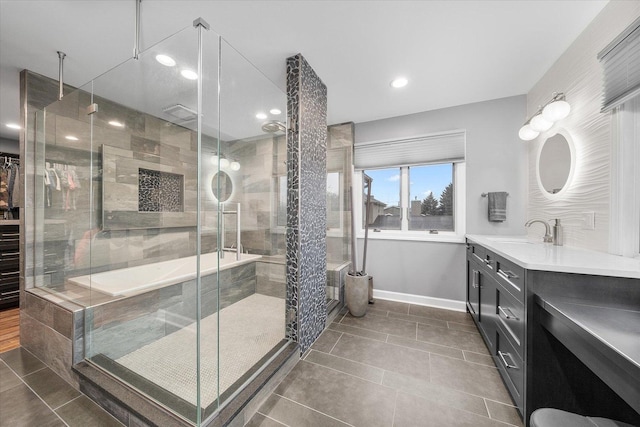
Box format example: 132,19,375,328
498,269,519,280
472,270,480,289
0,271,19,276
1,290,19,297
498,305,519,320
1,252,19,257
498,351,517,369
2,233,20,237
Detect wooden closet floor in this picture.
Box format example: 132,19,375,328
0,308,20,353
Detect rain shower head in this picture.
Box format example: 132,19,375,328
261,120,286,134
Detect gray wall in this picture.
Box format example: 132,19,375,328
355,95,527,304
0,137,19,154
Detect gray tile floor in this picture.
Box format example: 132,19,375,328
247,300,524,427
0,347,123,427
0,300,524,427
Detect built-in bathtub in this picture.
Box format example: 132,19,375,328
68,252,262,297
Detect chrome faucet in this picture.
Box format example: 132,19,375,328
525,219,553,243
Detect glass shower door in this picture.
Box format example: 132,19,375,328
83,24,214,423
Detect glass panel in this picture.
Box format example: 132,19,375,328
326,172,341,230
363,168,401,230
275,175,287,228
408,163,454,231
25,27,211,423
213,38,288,415
32,83,95,298
326,124,353,309
27,21,291,427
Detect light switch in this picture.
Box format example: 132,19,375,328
582,211,595,230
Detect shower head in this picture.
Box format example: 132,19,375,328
261,120,286,134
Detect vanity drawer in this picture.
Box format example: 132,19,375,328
494,255,525,302
466,241,486,265
0,258,19,273
496,284,524,358
0,225,19,237
495,325,524,409
0,270,19,285
0,239,19,251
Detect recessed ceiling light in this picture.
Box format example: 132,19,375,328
181,69,198,80
65,135,79,141
108,120,124,128
256,112,268,120
5,123,20,130
155,54,176,67
269,108,282,115
390,77,408,88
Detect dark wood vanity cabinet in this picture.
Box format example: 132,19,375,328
0,224,20,310
466,240,526,417
467,238,640,426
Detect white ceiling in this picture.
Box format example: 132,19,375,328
0,0,609,141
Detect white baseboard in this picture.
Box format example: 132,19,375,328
372,289,466,312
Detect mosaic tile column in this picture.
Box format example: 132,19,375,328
285,54,328,353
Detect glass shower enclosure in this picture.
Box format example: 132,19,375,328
28,21,289,425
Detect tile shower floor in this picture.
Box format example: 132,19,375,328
115,293,285,408
247,300,524,427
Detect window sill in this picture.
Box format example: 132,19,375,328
356,232,465,243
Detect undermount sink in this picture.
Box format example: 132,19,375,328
486,236,534,244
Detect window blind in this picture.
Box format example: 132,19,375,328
354,130,465,170
598,17,640,112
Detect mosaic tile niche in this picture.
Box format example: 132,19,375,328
286,54,328,353
138,168,184,212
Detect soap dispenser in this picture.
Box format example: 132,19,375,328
553,219,563,246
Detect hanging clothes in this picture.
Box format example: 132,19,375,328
7,163,19,209
0,168,8,210
68,168,80,210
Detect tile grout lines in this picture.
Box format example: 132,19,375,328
1,360,72,427
328,325,494,367
306,350,386,385
271,392,356,427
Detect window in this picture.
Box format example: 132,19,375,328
409,164,454,231
601,18,640,257
356,162,465,242
354,130,466,241
609,96,640,257
362,168,400,230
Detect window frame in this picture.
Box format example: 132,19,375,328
609,97,640,258
354,162,466,243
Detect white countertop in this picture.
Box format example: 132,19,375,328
466,234,640,279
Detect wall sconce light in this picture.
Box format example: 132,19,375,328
211,153,240,171
519,92,571,141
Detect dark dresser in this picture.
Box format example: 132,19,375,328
0,222,20,310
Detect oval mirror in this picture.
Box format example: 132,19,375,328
538,131,573,195
211,171,233,203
